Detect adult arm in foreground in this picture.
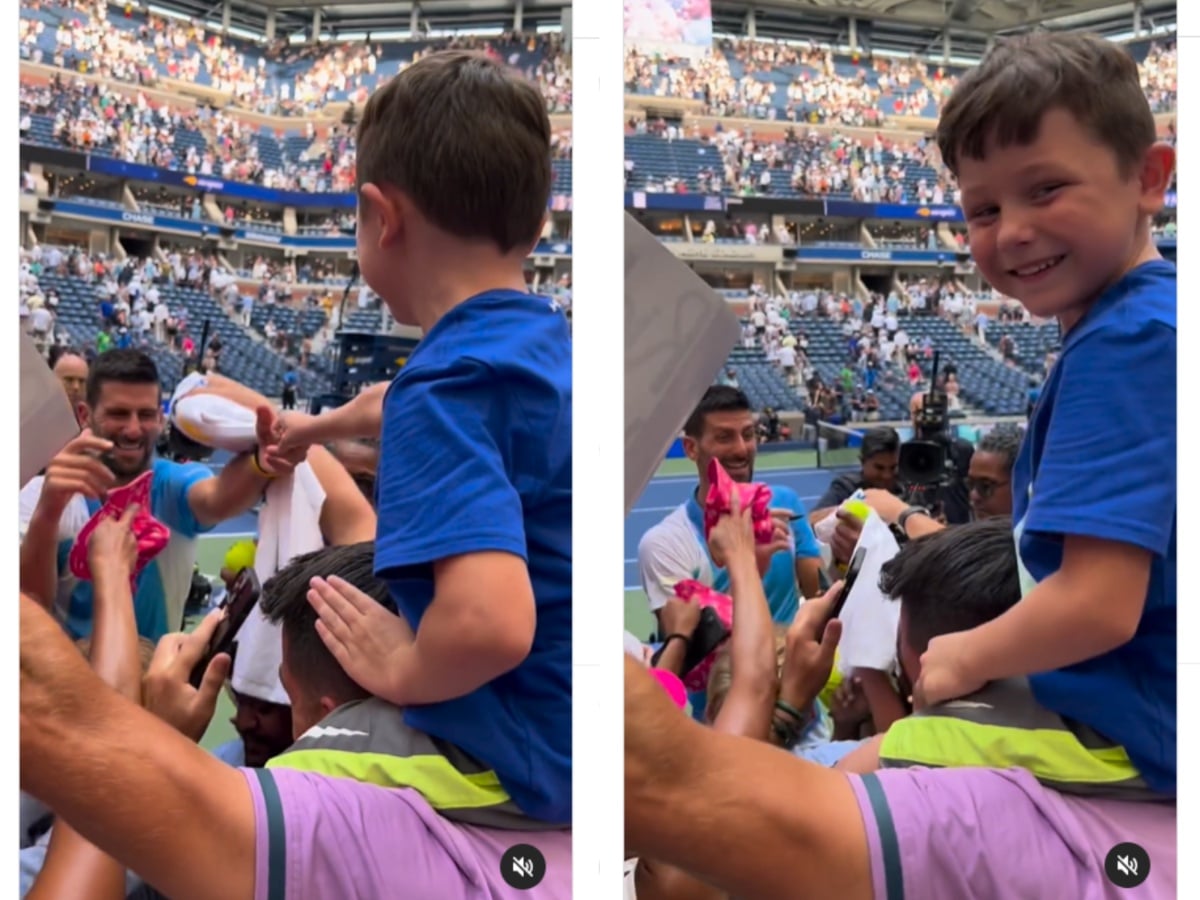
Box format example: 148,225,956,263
625,656,873,900
20,595,256,900
29,509,142,900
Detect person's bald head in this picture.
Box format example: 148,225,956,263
51,350,89,421
909,391,925,425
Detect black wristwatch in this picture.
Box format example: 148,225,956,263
897,505,932,536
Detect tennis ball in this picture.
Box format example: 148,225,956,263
842,499,870,522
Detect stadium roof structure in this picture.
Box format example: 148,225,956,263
713,0,1177,58
145,0,567,41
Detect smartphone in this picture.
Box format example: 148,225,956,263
681,606,731,675
825,547,867,630
189,567,261,688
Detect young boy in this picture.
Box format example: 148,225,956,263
909,32,1176,794
302,50,571,825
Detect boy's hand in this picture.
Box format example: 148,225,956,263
255,407,305,476
273,411,321,455
308,575,416,701
911,630,985,710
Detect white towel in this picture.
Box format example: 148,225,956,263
812,508,903,675
169,374,258,453
170,387,328,706
233,463,326,705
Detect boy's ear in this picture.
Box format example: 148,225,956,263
1136,142,1175,216
360,183,403,248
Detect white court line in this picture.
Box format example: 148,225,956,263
200,530,258,540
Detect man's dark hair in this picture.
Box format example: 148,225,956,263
683,385,753,438
977,423,1023,470
860,427,900,460
355,50,551,254
936,32,1156,178
85,349,160,407
260,542,395,700
879,517,1020,653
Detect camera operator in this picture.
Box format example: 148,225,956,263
807,427,901,526
899,387,974,526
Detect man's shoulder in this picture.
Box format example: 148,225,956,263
638,504,697,553
151,457,213,490
763,483,806,511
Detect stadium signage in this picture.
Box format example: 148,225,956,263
668,243,781,263
860,250,894,261
626,193,966,222
41,200,572,258
79,154,572,213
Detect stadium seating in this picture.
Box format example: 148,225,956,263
36,267,334,398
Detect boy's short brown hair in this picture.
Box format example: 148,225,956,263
936,32,1157,178
355,50,552,254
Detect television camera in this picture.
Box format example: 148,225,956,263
897,352,958,514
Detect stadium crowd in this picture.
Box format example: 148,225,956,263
20,0,571,116
625,35,1176,123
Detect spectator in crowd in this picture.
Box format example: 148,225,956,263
809,426,900,523
929,29,1177,786
47,346,89,424
966,424,1021,520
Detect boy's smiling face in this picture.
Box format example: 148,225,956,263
956,108,1173,330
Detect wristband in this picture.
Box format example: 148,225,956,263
249,447,278,479
649,633,691,667
897,505,931,534
774,699,808,723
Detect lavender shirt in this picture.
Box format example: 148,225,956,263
241,768,571,899
850,766,1175,899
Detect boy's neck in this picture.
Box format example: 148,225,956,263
1056,230,1163,334
405,255,528,334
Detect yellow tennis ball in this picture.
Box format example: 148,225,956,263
842,499,870,522
223,539,257,574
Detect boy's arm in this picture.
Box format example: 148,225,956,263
317,360,544,705
926,322,1173,698
277,381,389,450
386,552,536,704
946,535,1150,684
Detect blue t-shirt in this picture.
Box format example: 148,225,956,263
1013,260,1175,794
53,457,214,641
374,289,571,824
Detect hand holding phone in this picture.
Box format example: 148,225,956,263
823,547,866,635
188,567,260,688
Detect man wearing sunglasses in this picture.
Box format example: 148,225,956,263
966,424,1021,520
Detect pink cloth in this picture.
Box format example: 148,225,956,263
672,579,733,692
703,458,774,544
68,471,171,583
650,668,688,709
